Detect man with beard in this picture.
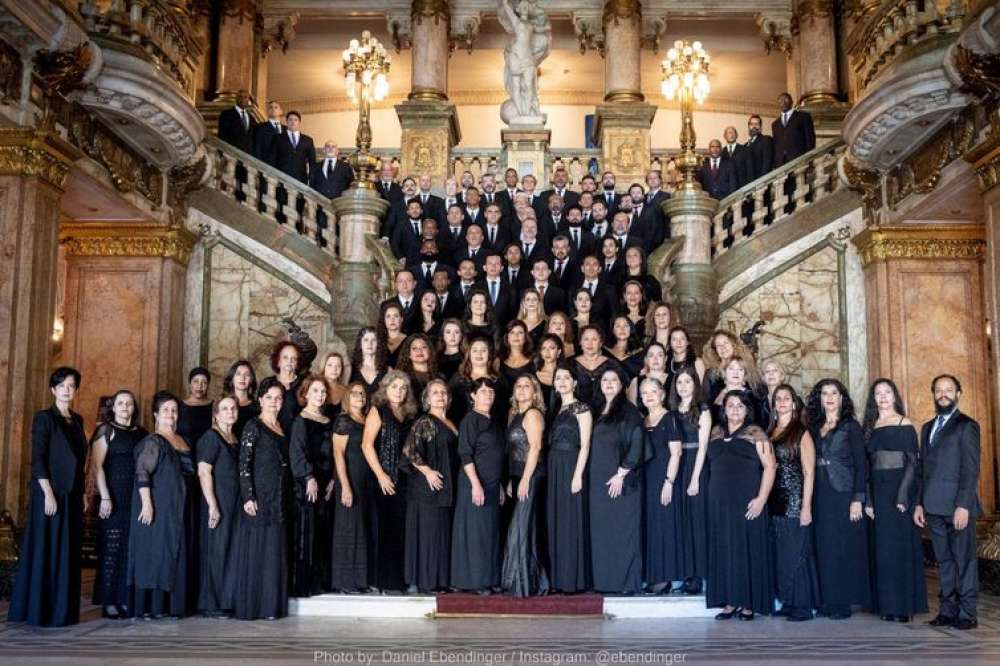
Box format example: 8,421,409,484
598,170,619,215
746,114,775,181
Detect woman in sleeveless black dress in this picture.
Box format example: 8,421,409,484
177,367,214,449
350,327,388,398
223,360,258,439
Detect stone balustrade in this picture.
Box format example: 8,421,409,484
710,141,847,259
452,150,501,182
204,136,340,259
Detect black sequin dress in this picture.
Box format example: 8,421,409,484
501,410,549,597
372,406,412,591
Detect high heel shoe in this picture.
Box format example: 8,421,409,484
715,606,740,620
738,610,755,621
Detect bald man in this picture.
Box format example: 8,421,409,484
698,139,737,200
310,141,354,199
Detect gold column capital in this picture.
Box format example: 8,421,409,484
603,0,641,26
795,0,834,21
412,0,449,23
852,224,986,267
0,128,81,190
60,222,197,266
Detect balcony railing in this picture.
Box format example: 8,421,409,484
204,136,339,260
710,141,847,259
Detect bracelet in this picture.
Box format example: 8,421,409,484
100,497,111,502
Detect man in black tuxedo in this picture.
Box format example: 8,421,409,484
218,89,256,155
407,238,453,289
390,199,425,260
721,126,753,189
772,92,816,168
561,205,597,258
746,115,775,181
609,211,645,257
528,257,566,314
481,204,511,254
575,254,617,329
310,141,354,199
495,168,521,218
382,176,417,240
698,139,738,200
539,193,565,239
481,252,516,326
597,171,619,215
588,200,611,241
463,188,484,228
516,217,548,266
375,162,404,207
641,169,669,248
269,110,315,184
439,204,469,258
503,244,531,292
455,224,487,272
253,100,284,162
415,174,446,226
540,167,580,211
914,375,981,631
454,259,479,307
550,235,579,292
431,267,464,319
382,269,423,334
479,173,501,210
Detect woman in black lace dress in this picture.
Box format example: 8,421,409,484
331,383,376,593
589,368,648,594
402,380,458,593
289,375,335,596
572,325,620,408
361,369,418,592
862,378,928,622
177,367,214,447
451,378,506,593
232,378,291,620
223,360,258,438
129,391,197,619
767,385,820,622
196,396,240,616
547,363,593,593
91,389,145,618
640,377,682,595
501,375,549,597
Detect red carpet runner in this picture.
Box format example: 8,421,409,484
435,593,604,617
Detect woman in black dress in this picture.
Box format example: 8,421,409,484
619,281,647,341
666,326,706,392
321,351,348,421
626,342,669,407
643,302,674,350
417,291,442,338
129,391,198,619
570,288,597,341
402,379,458,593
533,334,563,415
398,333,441,398
232,377,291,619
547,363,593,593
177,367,214,447
768,384,820,622
196,396,240,616
516,287,548,348
91,389,145,618
806,378,870,619
545,311,576,358
331,383,376,593
462,288,499,344
640,377,682,594
8,367,87,627
862,378,928,622
223,360,258,438
572,325,619,408
501,375,549,597
589,367,647,594
670,367,712,595
448,336,498,424
709,356,766,428
289,375,335,597
451,378,506,593
619,246,662,304
707,390,776,621
437,319,465,380
760,359,786,427
267,340,306,435
379,302,408,368
701,330,756,407
351,326,388,397
361,369,418,592
605,316,643,381
498,319,535,389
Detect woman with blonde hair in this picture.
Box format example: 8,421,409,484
644,302,675,349
709,355,766,428
545,311,576,358
320,351,349,420
517,287,548,348
702,329,760,405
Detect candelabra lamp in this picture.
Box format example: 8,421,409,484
342,30,390,188
661,40,710,192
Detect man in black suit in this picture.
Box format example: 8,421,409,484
561,205,597,258
310,141,354,199
407,238,451,289
381,176,417,240
550,235,579,292
253,99,284,162
218,89,256,155
516,217,548,266
698,139,738,200
441,177,463,214
914,374,981,631
609,211,645,256
597,171,619,215
376,162,404,207
503,243,531,292
575,254,617,329
454,259,479,306
382,269,423,334
772,92,816,168
540,167,580,211
479,173,501,210
454,224,487,272
641,169,669,248
520,174,546,220
721,126,753,189
431,267,464,319
495,168,521,218
439,204,469,258
481,252,516,326
481,204,511,254
746,114,775,181
588,200,611,241
269,110,316,184
415,174,446,226
390,199,425,260
463,188,484,228
528,257,566,314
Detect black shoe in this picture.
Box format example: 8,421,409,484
774,607,791,617
880,614,898,622
928,615,956,627
715,606,740,620
953,618,978,631
826,611,851,620
738,610,755,621
103,605,120,619
788,609,813,622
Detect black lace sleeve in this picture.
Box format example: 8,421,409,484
403,416,436,470
239,420,259,503
288,417,314,481
135,435,162,489
333,414,353,437
895,425,919,508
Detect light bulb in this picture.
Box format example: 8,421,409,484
349,39,359,49
692,41,702,52
674,40,684,50
667,48,678,61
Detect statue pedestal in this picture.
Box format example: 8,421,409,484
593,103,657,189
501,125,551,181
395,100,461,186
663,189,719,349
330,187,390,344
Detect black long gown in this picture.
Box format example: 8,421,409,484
351,367,387,398
768,430,820,618
811,419,871,616
270,374,305,435
330,414,375,592
546,401,591,593
234,400,259,439
867,424,928,617
93,422,146,611
571,357,619,408
589,401,647,593
710,385,767,429
501,410,550,597
177,401,213,449
8,408,86,627
289,414,334,596
643,412,682,588
232,418,290,619
439,352,463,380
372,406,412,592
196,428,240,613
129,434,197,618
705,426,773,614
676,406,710,584
402,415,457,591
451,411,505,591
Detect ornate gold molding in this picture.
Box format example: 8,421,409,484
167,155,210,224
953,45,1000,102
796,0,834,21
413,0,449,24
0,127,79,190
34,43,92,98
852,225,986,267
60,223,197,265
603,0,641,26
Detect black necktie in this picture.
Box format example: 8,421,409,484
489,227,496,244
324,159,331,178
424,264,432,279
524,243,532,256
240,109,248,129
412,220,419,235
572,229,579,247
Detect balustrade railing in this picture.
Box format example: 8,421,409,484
204,136,339,260
452,150,501,183
710,141,847,259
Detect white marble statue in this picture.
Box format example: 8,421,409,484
497,0,551,126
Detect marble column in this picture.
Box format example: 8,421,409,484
0,128,79,521
602,0,643,104
662,191,719,349
794,0,849,138
396,0,460,188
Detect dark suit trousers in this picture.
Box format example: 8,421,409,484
927,513,978,620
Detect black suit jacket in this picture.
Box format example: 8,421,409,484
560,225,597,259
454,244,487,272
551,256,580,292
746,134,775,182
772,110,816,168
382,294,423,335
698,159,738,200
464,207,485,228
435,288,465,320
253,121,284,163
376,180,405,208
596,190,620,216
30,408,86,495
587,220,612,245
391,216,424,260
528,283,567,315
920,411,982,517
406,259,454,290
517,239,549,266
810,419,867,501
439,221,469,257
481,277,516,326
415,194,446,226
504,265,532,292
481,223,512,254
218,106,257,155
495,188,521,216
310,158,354,199
270,131,316,183
540,188,580,211
721,143,753,189
639,190,669,248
